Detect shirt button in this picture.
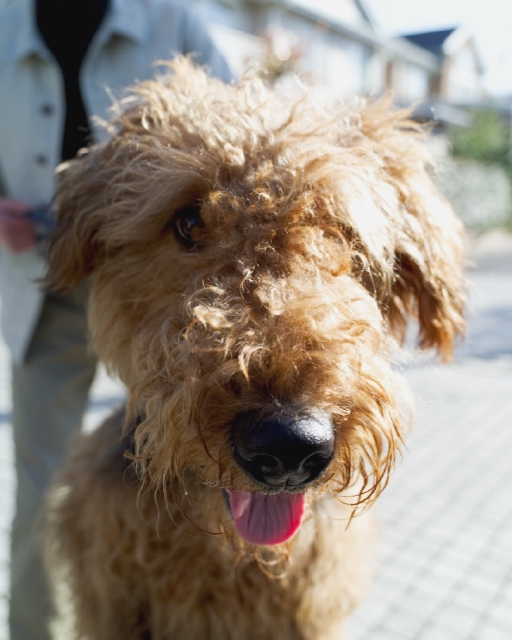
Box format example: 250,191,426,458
34,154,49,165
40,103,55,116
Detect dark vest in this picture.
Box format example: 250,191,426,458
36,0,109,161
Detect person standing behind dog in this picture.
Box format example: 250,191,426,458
0,1,231,638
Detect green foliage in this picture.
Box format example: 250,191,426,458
450,109,512,174
449,108,512,231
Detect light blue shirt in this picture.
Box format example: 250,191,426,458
0,0,232,362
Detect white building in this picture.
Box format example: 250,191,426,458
191,0,484,113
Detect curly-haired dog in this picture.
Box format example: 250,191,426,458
44,58,466,640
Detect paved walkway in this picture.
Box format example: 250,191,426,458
347,268,512,640
0,261,511,639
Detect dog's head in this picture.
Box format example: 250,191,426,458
46,58,465,546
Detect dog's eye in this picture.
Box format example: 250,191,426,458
172,206,203,245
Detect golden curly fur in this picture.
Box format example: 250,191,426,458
44,58,466,640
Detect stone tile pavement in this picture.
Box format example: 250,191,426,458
347,269,512,640
0,267,511,639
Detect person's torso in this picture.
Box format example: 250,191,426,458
0,0,224,204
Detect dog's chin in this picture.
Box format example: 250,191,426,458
223,489,306,546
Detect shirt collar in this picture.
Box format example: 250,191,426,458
13,0,48,61
12,0,148,62
102,0,148,45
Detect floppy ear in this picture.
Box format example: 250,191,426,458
360,102,467,359
45,145,110,292
45,61,213,293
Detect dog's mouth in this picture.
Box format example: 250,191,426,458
224,489,306,546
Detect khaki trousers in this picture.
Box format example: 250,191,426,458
9,284,96,640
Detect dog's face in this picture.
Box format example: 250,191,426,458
47,59,465,546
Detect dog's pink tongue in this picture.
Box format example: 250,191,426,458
227,490,305,546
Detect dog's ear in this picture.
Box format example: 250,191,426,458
44,145,111,292
359,102,466,359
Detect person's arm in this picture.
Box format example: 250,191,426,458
0,198,37,252
182,8,233,83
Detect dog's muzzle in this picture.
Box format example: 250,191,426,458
232,407,335,491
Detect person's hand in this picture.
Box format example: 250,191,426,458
0,198,37,252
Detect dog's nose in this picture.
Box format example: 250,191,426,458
232,409,335,490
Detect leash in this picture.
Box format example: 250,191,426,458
27,202,56,241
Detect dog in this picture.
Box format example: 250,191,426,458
44,58,466,640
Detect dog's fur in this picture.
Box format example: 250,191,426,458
44,59,466,640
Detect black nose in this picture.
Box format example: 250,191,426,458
232,408,335,490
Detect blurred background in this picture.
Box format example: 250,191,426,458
191,0,512,235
